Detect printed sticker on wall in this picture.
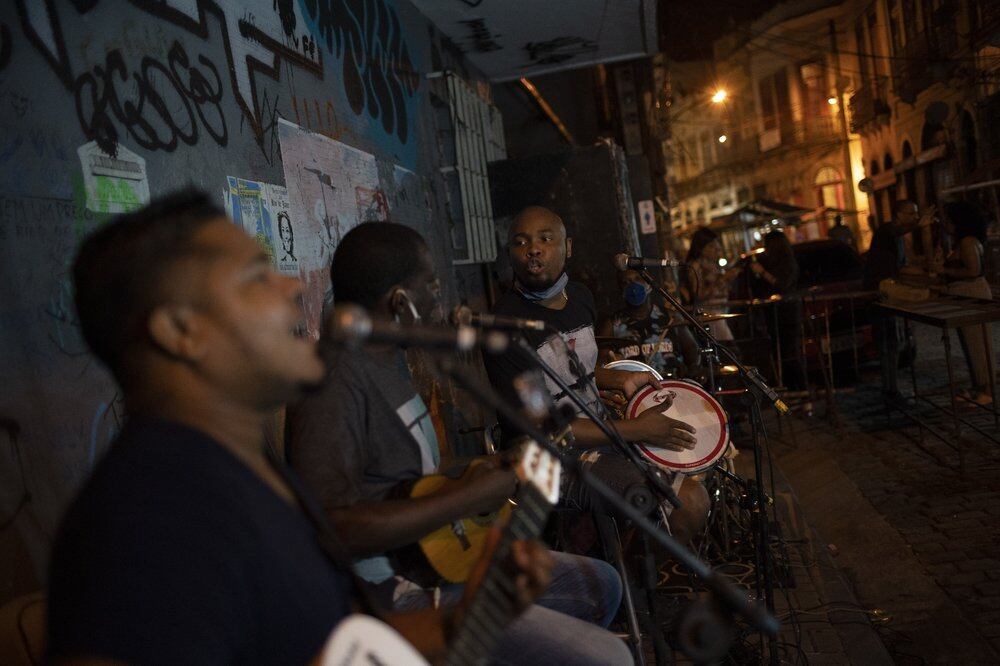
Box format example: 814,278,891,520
224,177,297,275
637,199,657,235
77,141,150,214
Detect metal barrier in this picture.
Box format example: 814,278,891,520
692,289,880,416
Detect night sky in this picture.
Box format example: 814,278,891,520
660,0,779,61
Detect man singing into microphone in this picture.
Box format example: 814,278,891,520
46,192,552,665
286,222,632,665
483,206,709,543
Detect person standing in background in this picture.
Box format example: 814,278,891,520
684,227,741,341
828,214,856,249
751,231,807,393
936,200,994,406
864,200,935,400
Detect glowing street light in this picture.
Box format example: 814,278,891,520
711,89,728,104
718,134,728,143
827,96,838,106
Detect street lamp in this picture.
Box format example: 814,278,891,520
711,89,728,104
718,134,728,143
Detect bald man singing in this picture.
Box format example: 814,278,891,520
483,206,709,544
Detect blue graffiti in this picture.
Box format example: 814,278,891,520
299,0,421,163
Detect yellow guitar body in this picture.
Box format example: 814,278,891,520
408,467,512,584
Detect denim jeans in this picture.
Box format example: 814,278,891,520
393,550,632,665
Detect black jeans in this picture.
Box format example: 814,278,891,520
870,306,900,395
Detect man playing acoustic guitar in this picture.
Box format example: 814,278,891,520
286,222,633,665
47,192,552,666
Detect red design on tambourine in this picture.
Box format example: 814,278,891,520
624,380,729,475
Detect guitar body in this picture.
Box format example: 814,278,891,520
318,614,429,666
326,444,561,665
393,465,511,586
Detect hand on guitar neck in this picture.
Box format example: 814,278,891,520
314,531,553,666
318,443,562,666
450,525,553,628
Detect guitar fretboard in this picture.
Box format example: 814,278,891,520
444,484,553,666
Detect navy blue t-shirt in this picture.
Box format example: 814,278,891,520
47,417,353,665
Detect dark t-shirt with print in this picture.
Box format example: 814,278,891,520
286,345,440,585
47,417,353,666
484,281,603,443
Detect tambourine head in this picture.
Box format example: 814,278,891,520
624,380,729,475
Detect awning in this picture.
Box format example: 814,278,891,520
894,144,949,173
800,206,859,222
708,200,811,230
409,0,657,81
941,178,1000,195
871,170,898,190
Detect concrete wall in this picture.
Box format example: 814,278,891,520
0,0,490,602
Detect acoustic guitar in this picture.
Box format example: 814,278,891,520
391,457,508,586
318,440,562,665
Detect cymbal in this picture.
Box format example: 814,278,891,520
668,312,743,328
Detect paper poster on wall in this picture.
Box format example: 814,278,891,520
278,118,383,335
637,199,656,235
223,177,297,275
77,141,150,214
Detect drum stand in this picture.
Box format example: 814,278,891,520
636,269,785,666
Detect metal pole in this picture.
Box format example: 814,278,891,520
829,20,859,233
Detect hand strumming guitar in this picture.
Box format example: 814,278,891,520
447,461,517,515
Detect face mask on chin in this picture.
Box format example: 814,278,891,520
623,281,650,307
515,272,569,302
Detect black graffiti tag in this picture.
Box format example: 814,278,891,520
301,0,420,143
73,40,227,156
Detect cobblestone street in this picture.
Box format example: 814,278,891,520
768,324,1000,664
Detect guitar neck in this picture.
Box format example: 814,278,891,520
443,484,553,666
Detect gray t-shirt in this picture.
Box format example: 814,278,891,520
286,345,440,585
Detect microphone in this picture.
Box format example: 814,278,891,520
327,305,510,354
613,253,684,271
450,305,546,332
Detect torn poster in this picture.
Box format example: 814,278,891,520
77,141,150,214
278,119,381,335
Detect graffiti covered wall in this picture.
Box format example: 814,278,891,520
0,0,487,600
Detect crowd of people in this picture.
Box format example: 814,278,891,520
38,189,995,664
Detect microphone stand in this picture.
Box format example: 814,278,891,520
513,335,683,510
430,354,780,642
636,268,783,665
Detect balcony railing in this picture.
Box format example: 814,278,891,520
757,115,843,152
891,7,960,103
970,1,1000,47
849,77,891,133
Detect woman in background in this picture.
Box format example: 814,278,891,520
685,227,741,341
752,230,807,392
937,200,993,406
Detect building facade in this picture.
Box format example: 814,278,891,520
665,0,1000,256
846,0,1000,235
666,0,870,252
